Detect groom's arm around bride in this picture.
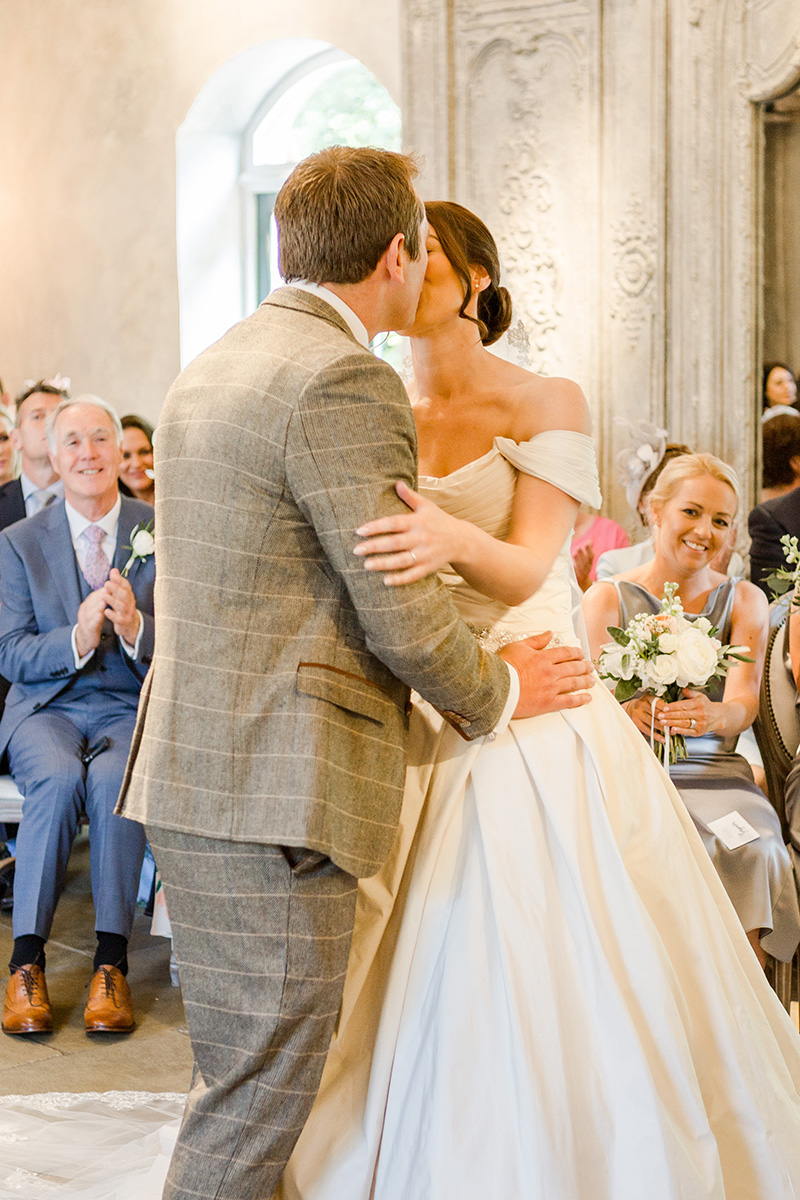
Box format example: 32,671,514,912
117,146,592,1200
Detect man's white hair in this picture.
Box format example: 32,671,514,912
45,394,123,452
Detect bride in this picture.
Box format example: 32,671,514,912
274,202,800,1199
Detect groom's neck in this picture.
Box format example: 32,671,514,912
321,281,385,342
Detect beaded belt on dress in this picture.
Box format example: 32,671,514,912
468,625,564,654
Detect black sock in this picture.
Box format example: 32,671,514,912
10,934,45,972
94,932,128,975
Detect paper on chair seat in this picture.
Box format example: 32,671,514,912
706,811,761,851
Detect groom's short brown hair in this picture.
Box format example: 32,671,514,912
275,146,424,285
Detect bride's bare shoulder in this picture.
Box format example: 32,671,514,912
510,370,591,439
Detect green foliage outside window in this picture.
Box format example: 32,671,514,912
290,63,402,156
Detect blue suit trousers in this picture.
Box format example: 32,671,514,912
9,693,146,941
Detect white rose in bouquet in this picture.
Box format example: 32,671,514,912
693,616,713,635
657,632,679,653
674,627,719,687
642,654,679,692
601,645,637,682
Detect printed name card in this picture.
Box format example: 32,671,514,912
706,811,761,851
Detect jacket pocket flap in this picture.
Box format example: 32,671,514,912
296,662,392,724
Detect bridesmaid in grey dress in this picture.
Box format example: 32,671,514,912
584,452,800,967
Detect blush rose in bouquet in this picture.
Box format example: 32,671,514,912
598,582,751,764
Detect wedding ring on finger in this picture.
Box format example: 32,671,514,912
409,550,418,565
688,717,696,729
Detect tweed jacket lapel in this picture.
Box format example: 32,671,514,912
37,500,83,624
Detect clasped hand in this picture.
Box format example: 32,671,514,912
75,569,140,657
624,688,714,743
353,481,463,584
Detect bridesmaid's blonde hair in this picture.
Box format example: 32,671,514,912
647,452,740,518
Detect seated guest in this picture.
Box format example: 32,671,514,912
0,396,154,1036
0,379,69,530
762,361,798,421
584,453,800,967
748,470,800,598
118,415,155,505
760,412,800,502
0,404,16,488
570,509,629,591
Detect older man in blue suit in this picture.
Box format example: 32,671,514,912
0,396,154,1036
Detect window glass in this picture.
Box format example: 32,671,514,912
252,60,401,167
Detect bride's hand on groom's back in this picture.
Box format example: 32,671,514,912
500,633,594,719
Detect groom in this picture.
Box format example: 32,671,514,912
118,146,593,1199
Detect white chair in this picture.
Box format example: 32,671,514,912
0,774,23,909
0,773,23,825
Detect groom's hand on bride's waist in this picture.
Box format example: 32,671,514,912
500,632,594,719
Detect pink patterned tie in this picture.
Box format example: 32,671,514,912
83,524,110,590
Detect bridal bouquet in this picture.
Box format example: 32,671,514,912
598,582,751,764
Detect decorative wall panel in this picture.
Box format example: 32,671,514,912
402,0,800,520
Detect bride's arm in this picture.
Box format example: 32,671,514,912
355,476,578,608
353,383,589,608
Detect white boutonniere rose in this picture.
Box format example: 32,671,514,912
121,520,155,577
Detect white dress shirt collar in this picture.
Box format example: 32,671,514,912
20,472,65,502
65,494,122,548
287,281,370,349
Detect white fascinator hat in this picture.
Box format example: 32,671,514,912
614,417,668,510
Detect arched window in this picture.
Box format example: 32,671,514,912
243,51,401,305
177,42,401,367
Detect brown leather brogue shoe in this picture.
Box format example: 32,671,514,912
84,965,135,1034
2,964,53,1035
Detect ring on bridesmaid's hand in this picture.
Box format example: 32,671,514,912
409,550,418,564
688,717,696,729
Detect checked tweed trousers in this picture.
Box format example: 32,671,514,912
147,828,358,1200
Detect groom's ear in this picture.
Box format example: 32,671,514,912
382,232,407,284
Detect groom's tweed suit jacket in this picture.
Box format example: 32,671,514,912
118,287,509,878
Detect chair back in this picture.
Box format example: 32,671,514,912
754,596,800,836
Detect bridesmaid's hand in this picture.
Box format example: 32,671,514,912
659,688,716,737
622,695,667,743
353,481,469,586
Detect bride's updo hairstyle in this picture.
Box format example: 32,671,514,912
425,201,513,346
647,452,741,522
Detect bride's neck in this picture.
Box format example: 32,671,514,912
409,324,489,400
